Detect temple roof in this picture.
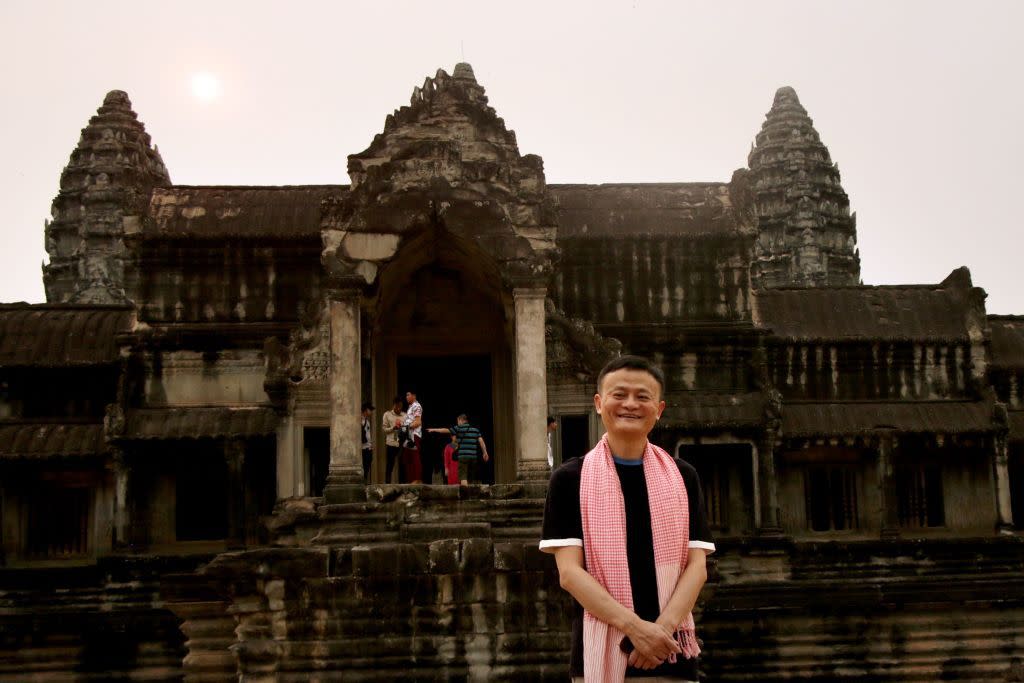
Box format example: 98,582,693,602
119,407,279,440
989,316,1024,369
781,401,996,437
551,183,744,237
137,182,748,240
752,281,976,342
0,422,106,459
0,304,133,367
147,186,344,238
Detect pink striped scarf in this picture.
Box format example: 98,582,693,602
579,434,700,682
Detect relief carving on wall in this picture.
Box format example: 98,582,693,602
264,300,331,410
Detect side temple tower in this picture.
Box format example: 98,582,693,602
748,86,860,287
43,90,170,304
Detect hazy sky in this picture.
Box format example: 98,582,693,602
2,1,1021,312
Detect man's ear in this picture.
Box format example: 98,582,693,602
594,393,603,415
657,399,666,420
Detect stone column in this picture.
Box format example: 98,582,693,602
225,438,246,549
513,287,549,486
876,430,899,539
324,288,365,502
756,435,783,535
109,447,130,549
993,435,1015,533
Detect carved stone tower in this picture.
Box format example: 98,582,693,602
43,90,170,304
748,86,860,288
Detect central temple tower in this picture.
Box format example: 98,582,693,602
747,87,860,287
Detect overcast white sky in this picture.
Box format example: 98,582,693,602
1,1,1021,312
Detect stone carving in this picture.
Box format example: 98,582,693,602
545,299,622,380
321,63,558,292
264,300,332,409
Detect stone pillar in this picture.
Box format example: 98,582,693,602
756,435,783,535
876,430,899,539
111,447,130,549
993,435,1015,533
513,287,549,486
324,288,365,502
225,438,246,549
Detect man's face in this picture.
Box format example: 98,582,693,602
362,408,372,418
406,392,415,404
594,368,665,439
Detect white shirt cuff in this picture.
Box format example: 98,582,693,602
539,538,583,551
689,540,716,554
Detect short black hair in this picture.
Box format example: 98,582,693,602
596,355,665,397
392,395,404,406
547,415,556,426
361,402,374,411
457,413,469,422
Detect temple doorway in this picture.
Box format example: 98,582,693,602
397,354,494,484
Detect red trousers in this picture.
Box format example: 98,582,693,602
401,435,422,483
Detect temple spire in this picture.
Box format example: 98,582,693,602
747,86,860,288
43,90,170,304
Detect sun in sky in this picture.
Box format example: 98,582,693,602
190,72,222,102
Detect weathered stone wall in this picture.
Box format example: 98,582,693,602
155,490,1024,683
4,492,1024,681
0,556,206,682
131,241,322,324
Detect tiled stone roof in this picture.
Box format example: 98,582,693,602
753,284,974,342
0,422,106,459
147,186,344,238
0,304,132,367
550,183,744,237
142,182,746,240
781,401,996,437
989,316,1024,369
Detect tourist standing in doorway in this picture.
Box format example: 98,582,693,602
399,389,423,484
540,355,715,682
547,415,557,469
443,433,460,485
428,414,490,485
382,396,406,483
360,403,374,484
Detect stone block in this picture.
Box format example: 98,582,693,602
350,543,405,577
460,538,494,572
331,546,352,576
428,539,461,574
341,232,401,261
402,522,491,542
493,542,525,572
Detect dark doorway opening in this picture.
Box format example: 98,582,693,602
560,414,591,465
175,445,228,541
304,427,330,497
398,354,494,484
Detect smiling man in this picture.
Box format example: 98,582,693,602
540,355,715,682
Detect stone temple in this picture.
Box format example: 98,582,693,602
1,64,1023,681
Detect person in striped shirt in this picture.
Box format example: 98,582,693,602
427,414,490,485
